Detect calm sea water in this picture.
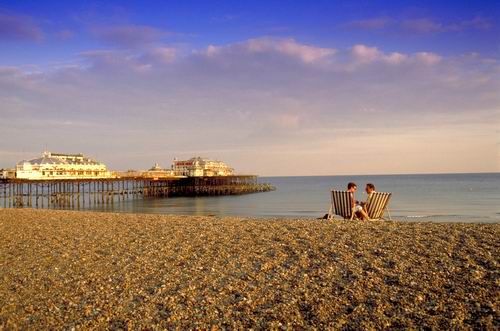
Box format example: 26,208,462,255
89,173,500,223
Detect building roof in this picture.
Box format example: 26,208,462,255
17,152,103,166
18,157,66,166
149,163,163,171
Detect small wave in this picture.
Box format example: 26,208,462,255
399,214,497,223
292,210,318,214
404,214,468,219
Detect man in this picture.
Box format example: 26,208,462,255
347,182,371,221
360,183,376,217
365,183,376,198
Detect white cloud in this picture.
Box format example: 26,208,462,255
350,45,442,67
205,45,220,57
247,38,336,63
385,52,408,64
415,52,442,65
351,44,381,63
351,45,406,65
204,37,336,64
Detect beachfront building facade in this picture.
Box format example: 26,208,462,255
172,157,234,177
142,163,176,178
113,164,176,179
0,168,16,179
15,151,113,180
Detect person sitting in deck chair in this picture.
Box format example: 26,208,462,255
347,182,371,221
361,183,376,207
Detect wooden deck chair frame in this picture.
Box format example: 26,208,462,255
365,192,392,221
328,190,356,221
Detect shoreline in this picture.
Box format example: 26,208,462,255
3,206,498,224
1,209,498,329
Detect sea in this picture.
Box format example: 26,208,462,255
91,173,499,223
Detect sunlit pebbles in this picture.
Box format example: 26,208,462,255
0,209,498,329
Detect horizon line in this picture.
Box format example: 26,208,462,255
259,171,499,177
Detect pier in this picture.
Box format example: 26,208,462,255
0,176,275,209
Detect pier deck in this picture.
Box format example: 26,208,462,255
0,176,275,209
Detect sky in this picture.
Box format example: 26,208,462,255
0,0,499,175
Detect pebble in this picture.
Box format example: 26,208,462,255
0,208,498,329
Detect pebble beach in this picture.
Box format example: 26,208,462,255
0,209,498,329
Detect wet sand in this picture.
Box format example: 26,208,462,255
0,209,498,329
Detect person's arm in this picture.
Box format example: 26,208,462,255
361,193,369,206
365,192,373,206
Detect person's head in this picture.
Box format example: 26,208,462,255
366,183,375,194
347,182,357,192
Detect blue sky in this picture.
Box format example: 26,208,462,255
0,1,499,174
1,0,499,65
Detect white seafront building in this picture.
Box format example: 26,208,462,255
0,168,16,179
172,157,234,177
142,163,176,178
113,163,176,179
15,151,112,180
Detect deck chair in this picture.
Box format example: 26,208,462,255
365,192,392,221
328,190,356,220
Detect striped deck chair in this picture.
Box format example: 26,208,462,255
328,190,355,220
365,192,392,221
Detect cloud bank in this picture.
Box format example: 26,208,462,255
1,37,498,174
